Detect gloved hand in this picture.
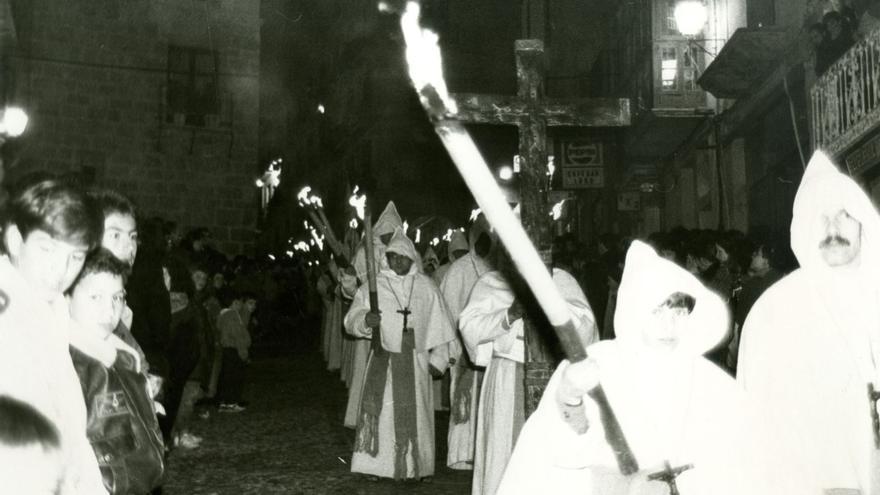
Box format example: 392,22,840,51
365,311,381,330
557,358,600,406
506,300,525,325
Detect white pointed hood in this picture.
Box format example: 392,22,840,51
448,230,468,262
373,201,403,239
384,228,420,276
790,150,880,277
468,214,497,254
614,241,728,356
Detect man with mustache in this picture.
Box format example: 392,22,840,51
738,151,880,494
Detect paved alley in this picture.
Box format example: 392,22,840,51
163,349,471,495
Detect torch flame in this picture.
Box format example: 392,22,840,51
469,208,482,222
348,186,367,220
297,186,313,206
349,218,358,229
547,155,556,177
431,237,440,246
309,228,324,251
309,195,323,208
550,199,566,221
415,229,421,244
400,2,457,115
403,220,409,234
442,229,453,242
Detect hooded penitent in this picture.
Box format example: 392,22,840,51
341,202,406,431
352,201,404,281
612,241,728,358
373,201,403,239
344,227,456,480
739,150,880,493
383,228,420,277
422,246,440,272
448,230,469,262
498,241,765,495
439,215,504,471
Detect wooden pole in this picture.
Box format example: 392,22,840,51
362,203,383,354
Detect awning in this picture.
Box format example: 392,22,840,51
698,27,797,99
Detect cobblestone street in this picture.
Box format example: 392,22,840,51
163,346,472,495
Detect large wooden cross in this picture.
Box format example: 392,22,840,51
452,39,630,417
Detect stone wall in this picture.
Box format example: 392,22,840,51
7,0,260,254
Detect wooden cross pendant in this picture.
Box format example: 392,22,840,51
869,383,880,448
397,307,412,330
647,460,694,495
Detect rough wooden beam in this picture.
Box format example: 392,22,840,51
452,94,631,127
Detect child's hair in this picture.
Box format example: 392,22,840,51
1,179,101,253
0,395,60,452
87,188,137,221
659,291,696,314
69,248,130,292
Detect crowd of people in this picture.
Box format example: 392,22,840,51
810,0,880,76
312,150,880,494
0,177,299,494
2,147,879,494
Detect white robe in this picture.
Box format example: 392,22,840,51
341,204,401,427
498,242,775,495
497,356,762,495
440,252,492,470
739,151,880,494
0,257,108,495
460,268,596,495
344,233,456,479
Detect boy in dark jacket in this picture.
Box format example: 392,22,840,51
68,249,164,494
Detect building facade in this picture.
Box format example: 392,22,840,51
5,0,260,254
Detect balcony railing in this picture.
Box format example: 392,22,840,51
812,29,880,155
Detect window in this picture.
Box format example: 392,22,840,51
661,47,678,89
682,45,698,90
665,0,678,34
166,46,219,126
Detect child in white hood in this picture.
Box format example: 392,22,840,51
497,241,783,495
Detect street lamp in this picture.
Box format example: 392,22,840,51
0,107,28,138
674,0,708,37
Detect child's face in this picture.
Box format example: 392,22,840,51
244,298,257,313
69,272,125,339
641,304,691,352
191,270,208,292
7,227,89,300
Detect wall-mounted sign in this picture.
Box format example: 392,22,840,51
846,132,880,176
560,141,603,167
618,191,641,211
563,167,604,189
